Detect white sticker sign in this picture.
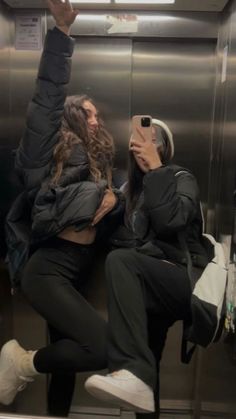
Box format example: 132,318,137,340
107,14,138,34
15,15,42,51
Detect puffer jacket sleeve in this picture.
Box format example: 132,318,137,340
15,27,75,189
143,166,199,237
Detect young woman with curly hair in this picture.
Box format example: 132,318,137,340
0,0,123,415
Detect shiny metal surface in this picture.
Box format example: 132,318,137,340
9,11,45,147
199,0,236,414
0,1,13,215
69,36,132,175
0,6,48,414
0,1,10,143
47,11,219,39
217,1,236,235
131,39,216,205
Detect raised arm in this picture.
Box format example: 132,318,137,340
15,1,79,182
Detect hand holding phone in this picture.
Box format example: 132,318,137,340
130,115,162,170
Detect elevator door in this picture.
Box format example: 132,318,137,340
132,40,216,205
131,39,216,409
70,37,132,183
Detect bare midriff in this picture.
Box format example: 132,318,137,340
57,225,96,245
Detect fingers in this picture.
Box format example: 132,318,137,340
91,191,116,226
73,9,80,17
91,208,106,226
130,140,142,148
129,141,144,155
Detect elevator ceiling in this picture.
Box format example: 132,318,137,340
2,0,229,12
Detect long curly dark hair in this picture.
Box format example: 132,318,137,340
51,95,114,186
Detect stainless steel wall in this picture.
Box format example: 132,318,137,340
131,39,216,204
198,0,236,416
131,39,217,413
0,3,48,415
0,4,235,418
0,1,11,142
0,1,12,241
0,1,14,408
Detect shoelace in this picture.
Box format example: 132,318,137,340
17,376,34,392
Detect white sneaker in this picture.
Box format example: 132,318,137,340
85,369,154,413
0,340,34,405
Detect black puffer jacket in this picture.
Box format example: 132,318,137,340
111,165,209,269
15,27,109,240
5,27,124,284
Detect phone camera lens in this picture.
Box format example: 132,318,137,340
141,117,151,127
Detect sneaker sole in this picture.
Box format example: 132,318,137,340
85,376,154,413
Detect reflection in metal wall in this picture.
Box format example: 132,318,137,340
0,0,13,376
69,37,132,183
131,39,216,409
0,8,48,415
0,1,12,247
0,2,11,144
131,40,216,206
0,4,236,418
199,0,236,416
217,2,236,236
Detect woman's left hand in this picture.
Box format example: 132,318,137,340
130,130,162,170
47,0,79,34
91,189,117,226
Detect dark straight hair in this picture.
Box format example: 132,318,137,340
126,126,172,215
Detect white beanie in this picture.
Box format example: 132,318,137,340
152,118,174,160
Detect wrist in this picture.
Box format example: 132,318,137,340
56,24,71,36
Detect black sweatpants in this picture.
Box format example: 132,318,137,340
21,237,107,416
105,248,192,403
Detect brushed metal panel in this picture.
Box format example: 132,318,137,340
46,12,219,39
217,1,236,234
9,11,45,148
0,0,15,260
131,39,216,205
194,1,236,416
0,1,11,145
69,36,132,179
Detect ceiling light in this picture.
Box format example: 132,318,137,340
115,0,175,4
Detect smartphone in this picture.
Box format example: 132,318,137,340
131,115,152,143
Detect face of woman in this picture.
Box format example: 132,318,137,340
131,127,158,173
82,100,99,136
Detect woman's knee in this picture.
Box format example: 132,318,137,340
106,248,136,271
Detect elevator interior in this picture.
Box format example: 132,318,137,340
0,0,236,417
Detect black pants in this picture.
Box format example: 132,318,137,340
105,248,192,416
22,237,107,416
